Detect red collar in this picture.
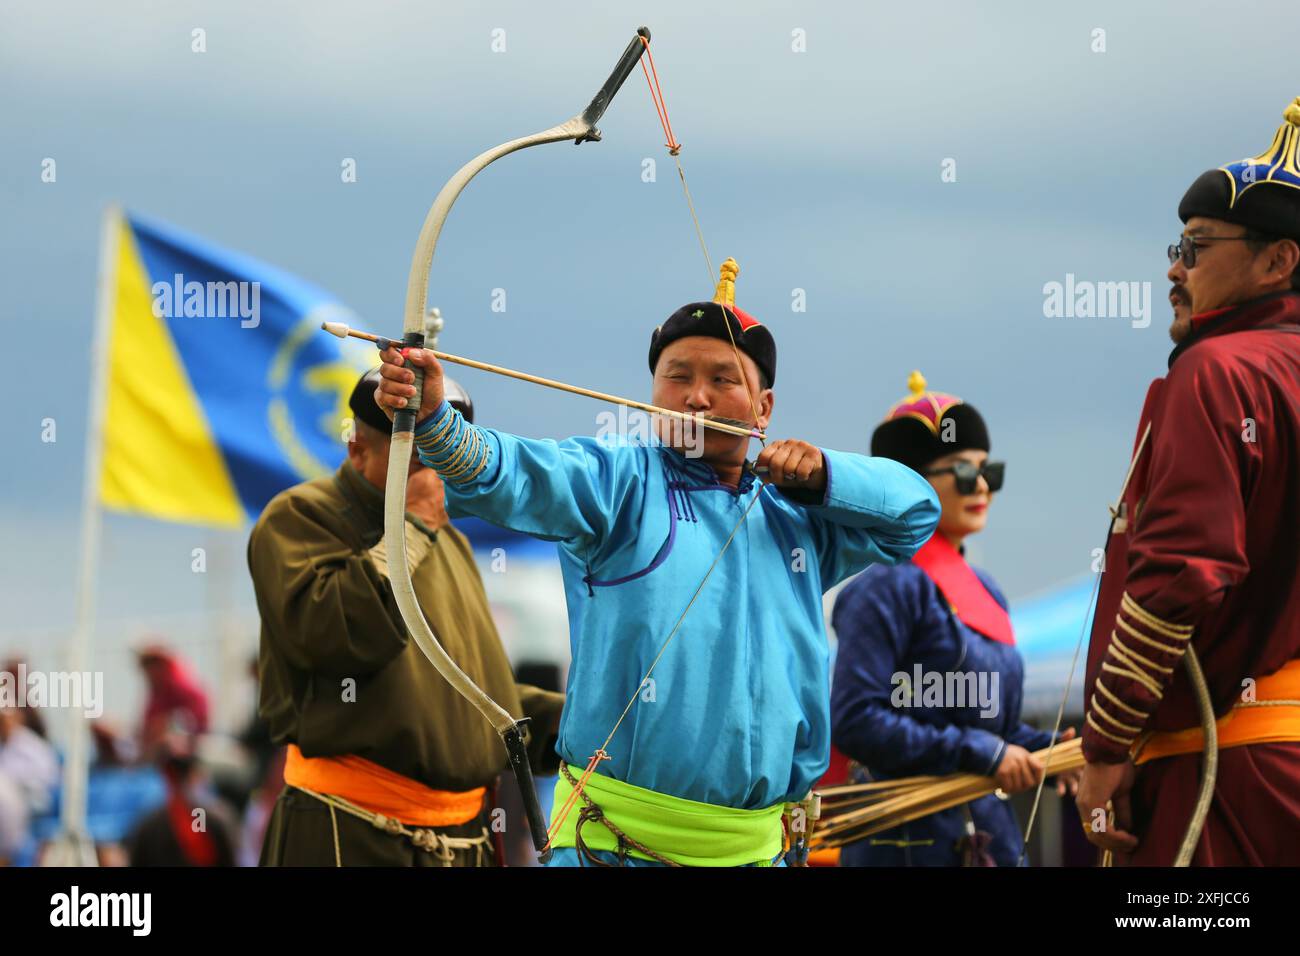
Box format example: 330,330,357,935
912,534,1015,646
1173,292,1300,366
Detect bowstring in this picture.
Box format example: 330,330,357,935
545,35,769,849
1016,568,1101,865
639,36,765,444
1016,423,1152,864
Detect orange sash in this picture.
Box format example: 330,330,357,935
1132,659,1300,766
283,745,486,827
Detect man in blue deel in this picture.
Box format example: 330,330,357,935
375,259,940,866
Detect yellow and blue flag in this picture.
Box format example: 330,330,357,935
99,209,373,527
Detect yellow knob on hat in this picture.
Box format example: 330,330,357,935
713,257,739,307
1283,97,1300,128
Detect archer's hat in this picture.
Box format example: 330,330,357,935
348,366,474,435
1179,97,1300,240
871,371,990,473
648,258,777,387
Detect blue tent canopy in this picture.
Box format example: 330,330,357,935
1011,575,1097,719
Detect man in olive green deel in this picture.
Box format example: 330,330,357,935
249,368,563,866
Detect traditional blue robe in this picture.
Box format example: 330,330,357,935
413,402,940,864
830,560,1057,866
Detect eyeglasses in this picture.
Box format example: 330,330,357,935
922,460,1005,494
1167,234,1257,269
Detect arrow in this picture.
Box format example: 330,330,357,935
322,320,767,441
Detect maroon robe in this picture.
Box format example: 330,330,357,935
1082,290,1300,865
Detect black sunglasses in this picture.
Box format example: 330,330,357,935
1167,234,1258,269
922,460,1004,494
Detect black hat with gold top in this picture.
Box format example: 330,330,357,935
648,257,777,387
870,371,990,472
1179,97,1300,240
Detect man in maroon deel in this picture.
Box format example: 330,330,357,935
1077,96,1300,865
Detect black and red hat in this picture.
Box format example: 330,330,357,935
1178,97,1300,241
870,371,990,473
648,258,777,387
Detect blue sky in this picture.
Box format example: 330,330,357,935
2,0,1297,651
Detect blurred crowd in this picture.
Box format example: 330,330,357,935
0,644,280,867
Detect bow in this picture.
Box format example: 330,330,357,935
343,26,779,864
381,28,652,862
1018,424,1217,867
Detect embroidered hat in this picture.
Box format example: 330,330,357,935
648,258,777,388
870,370,990,472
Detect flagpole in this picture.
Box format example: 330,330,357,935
208,529,244,734
46,204,121,866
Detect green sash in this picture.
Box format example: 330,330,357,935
549,765,784,867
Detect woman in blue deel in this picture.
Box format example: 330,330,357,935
830,372,1080,866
